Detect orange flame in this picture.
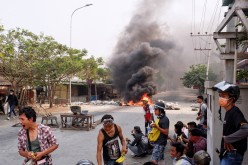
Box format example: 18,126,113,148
126,93,153,106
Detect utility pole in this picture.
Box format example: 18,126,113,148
190,33,212,80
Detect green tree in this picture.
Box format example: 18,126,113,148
0,26,86,107
181,64,217,94
0,27,39,90
237,69,248,82
78,56,104,100
32,35,86,107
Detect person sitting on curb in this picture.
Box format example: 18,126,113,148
126,126,148,157
170,142,193,165
189,128,207,155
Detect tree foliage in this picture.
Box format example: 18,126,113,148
181,64,217,94
0,26,87,107
237,69,248,82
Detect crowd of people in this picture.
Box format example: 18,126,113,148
95,81,247,165
12,81,248,165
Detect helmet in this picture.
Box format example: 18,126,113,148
193,150,211,165
76,159,94,165
154,102,165,112
212,81,240,102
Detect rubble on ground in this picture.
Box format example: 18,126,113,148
158,100,181,110
190,103,200,111
89,100,119,106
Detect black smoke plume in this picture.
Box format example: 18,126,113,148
109,0,182,102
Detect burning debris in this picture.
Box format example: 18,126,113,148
108,0,182,103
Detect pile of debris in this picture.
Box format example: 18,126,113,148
158,100,181,110
90,100,119,106
190,103,200,111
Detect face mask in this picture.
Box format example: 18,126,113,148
218,97,231,107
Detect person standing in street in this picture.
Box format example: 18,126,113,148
142,97,154,135
149,102,169,165
196,96,207,128
18,106,59,164
213,81,248,165
5,89,18,120
96,114,127,165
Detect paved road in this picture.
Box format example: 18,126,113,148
0,102,197,165
0,88,198,165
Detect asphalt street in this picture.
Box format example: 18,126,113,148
0,89,198,165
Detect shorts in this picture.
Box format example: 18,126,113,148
150,144,165,162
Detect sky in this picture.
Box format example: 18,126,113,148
0,0,227,65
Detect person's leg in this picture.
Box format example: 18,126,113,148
0,105,4,114
12,105,16,116
220,152,243,165
8,104,15,117
150,144,165,164
145,121,148,135
127,144,139,156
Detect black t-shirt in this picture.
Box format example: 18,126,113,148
155,115,170,145
101,124,121,161
221,106,247,155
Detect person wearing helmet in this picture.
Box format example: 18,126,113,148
149,102,170,164
96,114,127,165
142,97,154,135
76,159,94,165
213,81,248,165
193,150,211,165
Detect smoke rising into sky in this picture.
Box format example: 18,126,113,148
109,0,184,102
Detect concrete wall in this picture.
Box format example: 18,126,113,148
206,82,248,165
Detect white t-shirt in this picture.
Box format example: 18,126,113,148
173,155,192,165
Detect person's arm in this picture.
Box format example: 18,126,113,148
35,145,58,161
223,123,248,143
151,117,169,135
35,127,59,160
117,125,127,154
130,134,139,146
97,131,104,165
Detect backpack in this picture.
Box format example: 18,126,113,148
140,135,149,152
141,135,148,145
